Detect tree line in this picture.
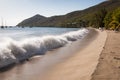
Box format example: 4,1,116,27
61,7,120,31
92,7,120,30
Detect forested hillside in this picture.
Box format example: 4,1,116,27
17,0,120,30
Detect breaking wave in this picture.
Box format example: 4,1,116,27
0,28,89,68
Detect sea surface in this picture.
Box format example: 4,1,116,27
0,27,79,40
0,27,89,69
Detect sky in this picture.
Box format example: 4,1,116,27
0,0,106,26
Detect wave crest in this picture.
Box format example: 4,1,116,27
0,28,89,68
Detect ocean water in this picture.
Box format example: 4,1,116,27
0,27,89,68
0,27,79,40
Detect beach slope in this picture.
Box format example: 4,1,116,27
41,29,107,80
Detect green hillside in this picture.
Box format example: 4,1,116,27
17,0,120,29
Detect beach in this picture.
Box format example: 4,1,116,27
39,29,107,80
0,0,120,80
91,31,120,80
0,29,108,80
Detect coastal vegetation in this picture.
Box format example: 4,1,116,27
90,7,120,30
104,7,120,30
17,0,120,30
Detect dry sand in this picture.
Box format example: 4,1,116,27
91,31,120,80
40,29,107,80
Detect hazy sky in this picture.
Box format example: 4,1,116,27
0,0,106,26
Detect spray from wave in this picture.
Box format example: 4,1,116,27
0,28,89,68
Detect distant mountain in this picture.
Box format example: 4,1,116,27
17,14,47,27
17,0,120,27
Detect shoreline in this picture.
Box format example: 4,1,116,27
0,28,88,69
38,29,107,80
0,29,107,80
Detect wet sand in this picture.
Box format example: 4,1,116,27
39,29,107,80
0,29,107,80
91,31,120,80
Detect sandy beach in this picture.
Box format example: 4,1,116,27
0,29,108,80
91,31,120,80
39,29,107,80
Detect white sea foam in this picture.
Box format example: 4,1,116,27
0,28,89,68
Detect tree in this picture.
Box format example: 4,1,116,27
104,7,120,30
109,20,119,30
93,8,107,28
104,12,113,29
112,8,120,23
